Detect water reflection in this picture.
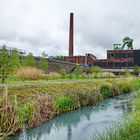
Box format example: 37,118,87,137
13,94,134,140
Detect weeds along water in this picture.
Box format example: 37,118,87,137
0,78,140,139
93,89,140,140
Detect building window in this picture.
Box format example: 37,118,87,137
111,54,114,58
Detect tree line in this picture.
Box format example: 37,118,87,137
0,45,48,83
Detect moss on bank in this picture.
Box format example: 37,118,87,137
0,78,140,139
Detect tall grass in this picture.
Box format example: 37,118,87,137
92,90,140,140
0,87,19,139
0,78,139,139
16,67,43,80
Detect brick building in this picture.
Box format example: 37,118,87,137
64,13,140,69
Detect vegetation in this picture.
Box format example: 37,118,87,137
60,68,67,79
16,67,43,80
74,64,82,78
89,66,102,78
10,49,21,70
93,90,140,140
0,46,13,83
124,68,131,77
133,66,140,76
39,51,48,71
100,84,112,98
0,78,140,139
23,53,35,67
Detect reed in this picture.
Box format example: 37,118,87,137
16,67,43,80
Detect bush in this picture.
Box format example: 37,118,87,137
101,72,116,78
18,103,33,124
133,66,140,76
100,84,112,98
124,69,131,77
89,66,102,78
60,68,67,79
16,67,43,80
119,82,132,94
53,96,73,113
47,72,60,80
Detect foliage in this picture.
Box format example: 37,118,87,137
124,69,131,77
0,87,19,139
18,103,33,124
0,45,12,83
10,49,21,70
39,51,48,70
119,82,132,94
23,53,35,67
46,72,60,80
48,55,64,61
16,67,43,80
54,96,73,113
0,78,139,139
133,66,140,76
94,90,140,140
74,65,82,79
60,68,67,79
39,58,48,71
101,72,116,78
100,84,112,98
90,66,102,78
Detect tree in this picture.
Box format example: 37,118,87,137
23,53,35,67
74,65,82,79
39,51,48,70
0,46,12,83
10,49,20,70
89,66,102,78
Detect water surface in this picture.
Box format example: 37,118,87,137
13,94,135,140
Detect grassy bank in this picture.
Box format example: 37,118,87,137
0,78,140,139
93,85,140,140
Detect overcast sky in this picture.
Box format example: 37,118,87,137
0,0,140,58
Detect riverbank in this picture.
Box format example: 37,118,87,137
93,89,140,140
0,78,140,139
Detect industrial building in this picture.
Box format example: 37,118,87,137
64,13,140,69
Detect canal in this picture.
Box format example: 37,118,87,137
13,93,134,140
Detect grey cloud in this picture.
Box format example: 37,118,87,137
0,0,140,58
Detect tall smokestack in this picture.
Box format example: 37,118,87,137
69,13,74,56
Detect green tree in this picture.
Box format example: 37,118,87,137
10,49,20,70
0,46,12,83
74,65,82,79
23,53,35,67
89,66,102,78
39,51,48,70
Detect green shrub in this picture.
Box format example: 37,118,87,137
18,103,33,124
100,84,112,98
60,68,67,79
124,69,131,77
119,82,132,94
47,72,60,80
54,96,73,113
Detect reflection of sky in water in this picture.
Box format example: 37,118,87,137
12,94,135,140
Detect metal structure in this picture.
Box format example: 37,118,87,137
114,37,133,50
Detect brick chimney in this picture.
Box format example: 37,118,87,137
69,13,74,56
